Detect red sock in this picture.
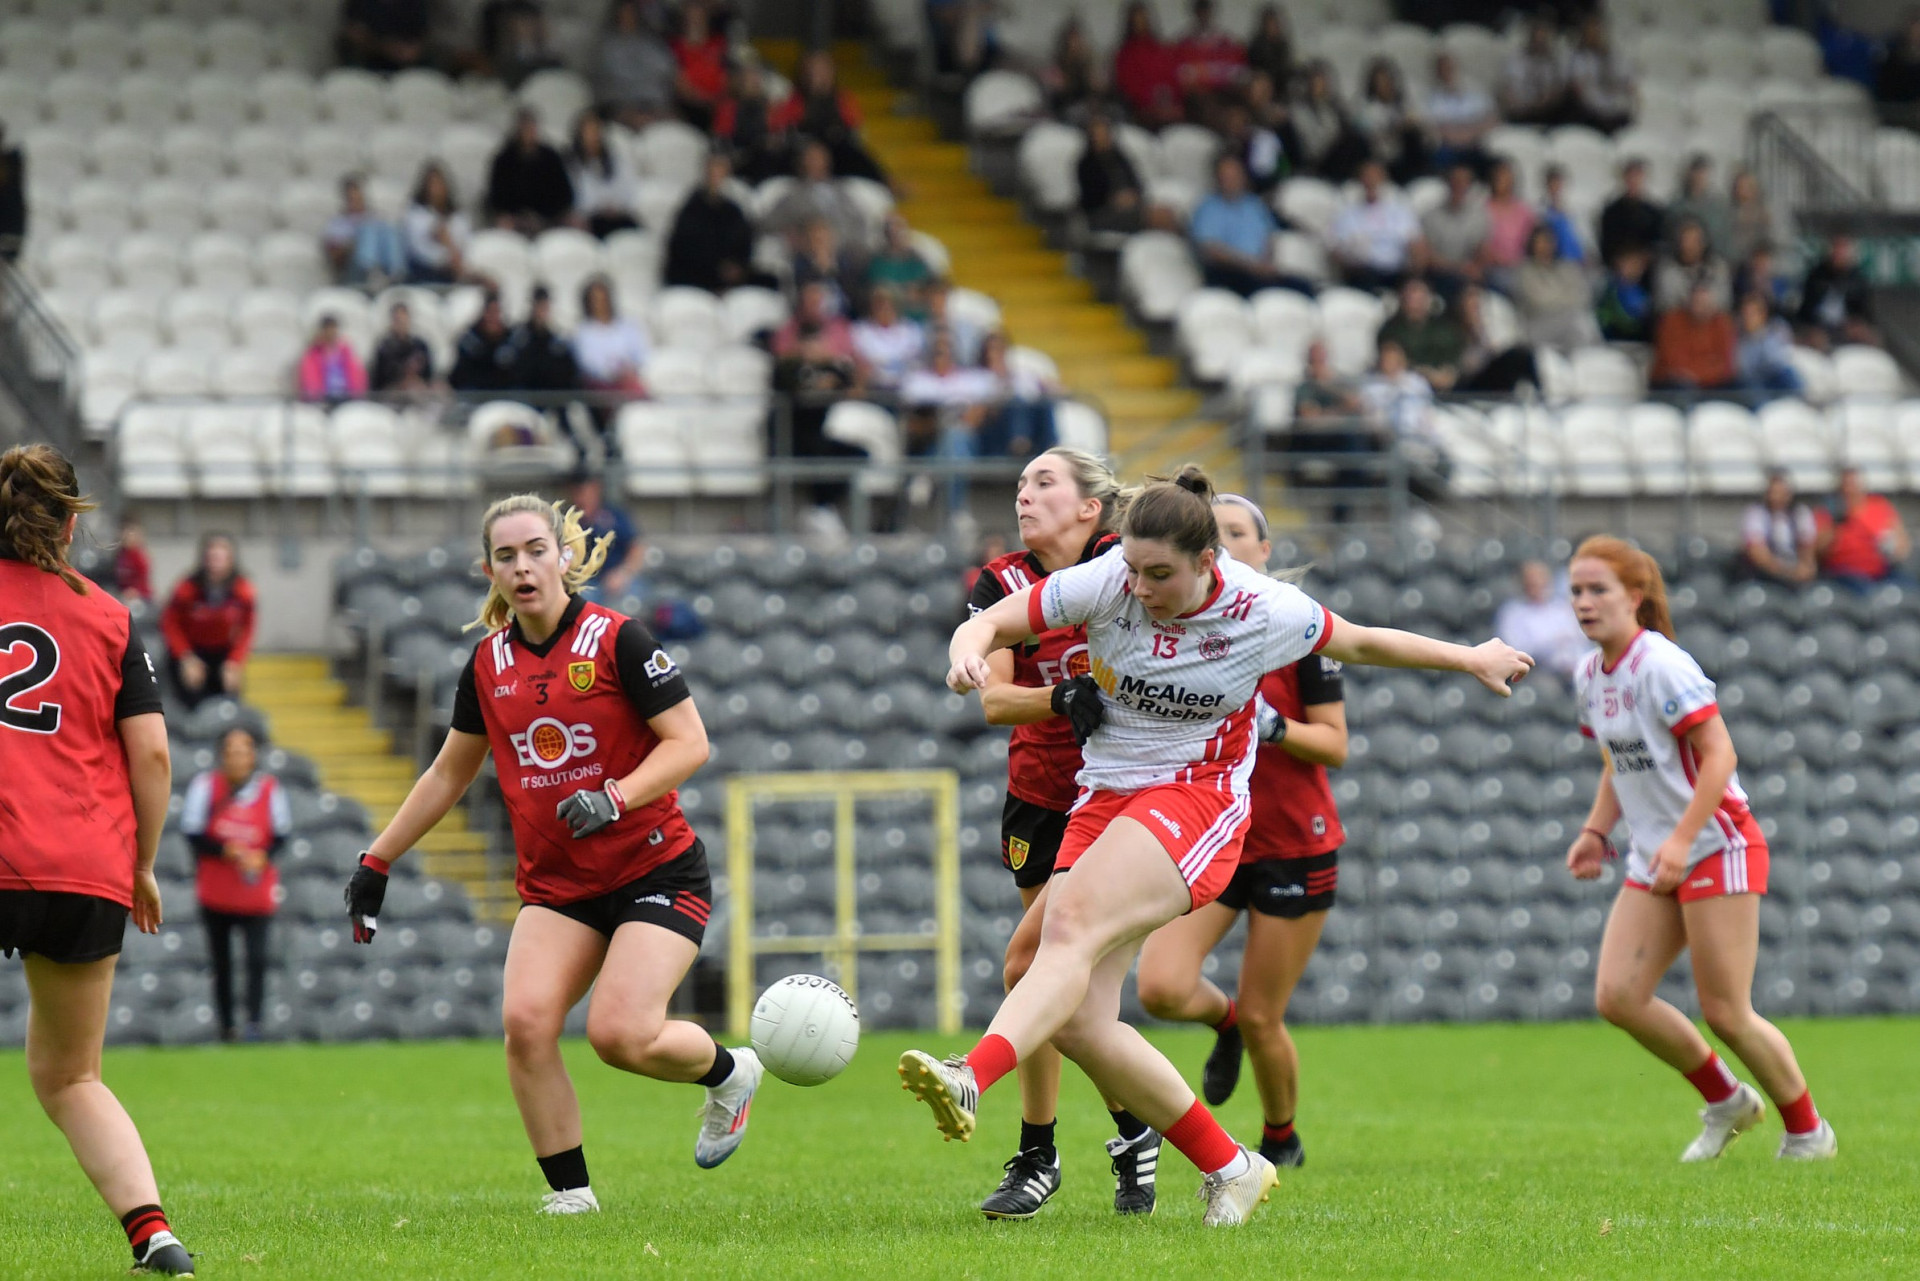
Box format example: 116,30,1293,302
1213,998,1238,1034
120,1204,170,1255
964,1033,1019,1094
1682,1051,1739,1104
1262,1119,1295,1146
1164,1099,1241,1174
1778,1090,1820,1135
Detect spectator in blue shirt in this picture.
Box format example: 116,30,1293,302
1189,154,1287,297
568,471,647,604
1538,165,1585,263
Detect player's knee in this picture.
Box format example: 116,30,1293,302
586,1013,666,1070
1593,980,1640,1027
1699,995,1753,1043
1237,998,1287,1044
25,1056,88,1112
1133,971,1189,1021
501,1001,563,1056
1002,939,1036,992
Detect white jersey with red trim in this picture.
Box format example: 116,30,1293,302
1029,546,1332,795
1574,629,1754,877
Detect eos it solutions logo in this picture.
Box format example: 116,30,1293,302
510,716,599,769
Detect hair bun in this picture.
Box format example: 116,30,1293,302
1171,463,1214,501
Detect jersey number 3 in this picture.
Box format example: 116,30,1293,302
0,622,62,734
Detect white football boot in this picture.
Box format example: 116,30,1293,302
539,1188,600,1214
898,1049,978,1142
1777,1119,1838,1160
1680,1081,1766,1162
1199,1147,1277,1226
695,1048,765,1169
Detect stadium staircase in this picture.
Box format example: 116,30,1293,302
766,41,1238,484
246,653,513,921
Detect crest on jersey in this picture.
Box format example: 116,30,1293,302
1006,836,1030,871
1200,633,1231,661
569,661,596,692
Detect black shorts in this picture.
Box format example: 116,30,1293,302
1001,795,1069,890
1215,850,1338,919
0,890,129,964
533,839,713,947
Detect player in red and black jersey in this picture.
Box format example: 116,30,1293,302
1136,494,1347,1171
965,449,1158,1219
0,446,193,1276
342,493,761,1216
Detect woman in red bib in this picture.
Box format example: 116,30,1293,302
181,726,288,1042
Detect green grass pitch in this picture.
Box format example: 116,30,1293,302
2,1021,1916,1279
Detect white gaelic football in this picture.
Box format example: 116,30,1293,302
750,974,860,1086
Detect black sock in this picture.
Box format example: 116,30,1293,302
695,1042,736,1089
537,1145,590,1192
1019,1119,1056,1156
1110,1108,1149,1143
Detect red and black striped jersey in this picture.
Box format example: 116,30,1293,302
1242,656,1346,860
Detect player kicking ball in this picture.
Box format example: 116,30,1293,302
345,494,762,1213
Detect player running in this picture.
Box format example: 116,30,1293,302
902,466,1532,1225
344,494,761,1215
1566,537,1836,1162
0,446,194,1276
968,449,1163,1219
1135,493,1344,1171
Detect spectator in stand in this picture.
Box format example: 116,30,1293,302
504,285,581,396
1243,67,1291,138
369,301,437,398
113,513,150,604
572,276,650,405
1566,15,1634,134
1735,292,1804,400
1739,469,1817,584
1492,560,1588,683
161,533,254,708
1454,283,1541,392
567,111,640,238
181,725,287,1043
595,0,678,129
1598,158,1664,268
403,162,471,284
1653,218,1732,314
449,290,516,391
1078,111,1151,234
1219,100,1294,195
1667,156,1734,260
321,176,405,287
1173,0,1247,123
900,328,1004,510
0,122,22,264
793,218,865,319
1361,338,1447,499
1113,1,1183,128
483,0,561,88
1595,242,1655,341
1796,234,1879,350
568,470,647,602
664,150,764,294
713,63,794,184
1499,17,1569,126
1481,158,1536,292
339,0,428,72
1736,243,1792,315
1189,154,1285,297
1042,16,1107,120
979,330,1059,458
296,316,367,405
1423,52,1495,174
928,0,998,80
774,50,888,185
1515,223,1599,351
1817,466,1912,590
1356,58,1427,185
487,109,575,235
1875,12,1920,111
867,213,936,314
922,280,986,365
771,281,865,523
1650,280,1737,393
1292,60,1366,180
1246,5,1293,91
1376,276,1466,391
773,279,856,364
851,287,926,391
1328,159,1426,292
1293,338,1361,423
763,139,871,254
1285,338,1372,509
1537,164,1586,263
1728,169,1776,266
1422,162,1489,298
670,0,730,128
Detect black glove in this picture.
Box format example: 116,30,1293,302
556,783,624,838
1051,674,1105,747
345,854,389,944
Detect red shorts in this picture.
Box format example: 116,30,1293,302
1625,812,1770,902
1058,784,1250,910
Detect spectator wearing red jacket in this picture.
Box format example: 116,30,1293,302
1114,1,1182,126
1649,281,1737,393
1173,0,1247,120
770,50,888,184
1817,467,1913,592
114,513,151,603
671,0,729,128
160,533,256,708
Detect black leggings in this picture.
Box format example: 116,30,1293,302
201,909,271,1032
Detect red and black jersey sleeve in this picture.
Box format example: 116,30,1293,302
114,627,163,720
1294,654,1344,707
968,564,1009,614
451,644,485,735
611,618,690,719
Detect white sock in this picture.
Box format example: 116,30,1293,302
1211,1147,1252,1181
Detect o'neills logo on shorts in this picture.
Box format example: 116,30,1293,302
1148,809,1183,839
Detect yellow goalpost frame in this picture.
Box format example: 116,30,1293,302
725,770,962,1041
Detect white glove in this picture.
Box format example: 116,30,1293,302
1254,696,1288,744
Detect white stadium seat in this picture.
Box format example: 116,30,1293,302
708,345,774,395
1176,289,1252,384
722,286,789,343
369,125,436,187
329,403,411,497
205,179,276,237
232,125,300,186
687,401,768,496
616,403,694,497
92,128,159,183
135,18,202,78
964,70,1043,136
256,404,336,497
1276,178,1342,238
532,227,606,299
94,292,164,355
635,120,709,187
1625,403,1689,494
435,123,499,206
187,233,256,293
649,287,725,352
46,74,116,132
467,400,572,477
1315,287,1386,378
204,18,271,76
254,234,329,293
1018,122,1084,214
162,128,230,186
386,69,457,130
823,400,903,495
517,69,592,136
184,72,252,132
1688,403,1767,493
213,346,295,398
1760,28,1824,82
909,231,951,279
1570,346,1642,401
1757,398,1836,489
140,349,212,397
1834,344,1902,398
1052,400,1108,455
253,70,318,130
67,18,132,75
46,235,115,295
68,179,134,238
946,287,1003,334
0,20,61,77
301,126,365,184
118,405,193,499
643,348,709,399
0,73,39,133
276,179,339,239
188,406,268,499
116,234,186,293
115,73,186,136
1251,287,1320,352
1120,232,1200,324
1558,404,1632,496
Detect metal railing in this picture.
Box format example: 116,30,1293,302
0,259,81,453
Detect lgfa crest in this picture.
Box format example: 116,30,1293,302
568,661,596,692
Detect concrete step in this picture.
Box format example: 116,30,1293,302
248,655,331,680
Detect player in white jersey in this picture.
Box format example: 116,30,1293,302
1566,537,1835,1162
899,466,1533,1225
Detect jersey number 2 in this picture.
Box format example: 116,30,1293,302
0,622,62,734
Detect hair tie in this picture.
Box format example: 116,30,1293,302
1213,493,1269,542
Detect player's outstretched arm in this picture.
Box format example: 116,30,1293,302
348,729,488,942
1318,612,1534,696
118,711,172,934
948,587,1040,693
979,649,1057,726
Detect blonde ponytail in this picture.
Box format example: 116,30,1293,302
468,493,615,632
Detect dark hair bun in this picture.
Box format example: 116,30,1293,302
1170,463,1214,501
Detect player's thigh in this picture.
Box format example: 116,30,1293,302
1680,893,1761,1011
1060,936,1146,1045
1238,908,1328,1021
502,907,608,1040
1043,818,1193,956
1136,901,1238,1007
586,922,700,1037
1595,887,1687,1009
23,954,116,1087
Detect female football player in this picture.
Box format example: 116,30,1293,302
903,466,1532,1225
968,448,1162,1219
0,445,193,1275
1135,494,1346,1171
345,494,761,1215
1566,537,1835,1161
